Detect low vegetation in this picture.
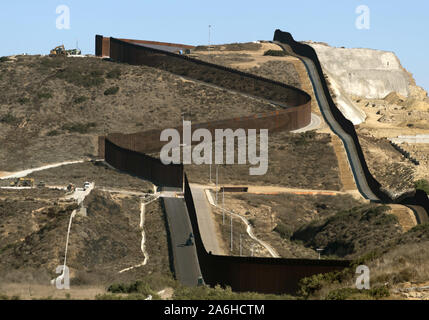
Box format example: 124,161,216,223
104,86,119,95
60,122,97,134
173,285,294,300
0,113,19,125
264,50,287,57
73,96,88,104
414,179,429,194
37,91,53,99
106,69,121,79
292,205,401,258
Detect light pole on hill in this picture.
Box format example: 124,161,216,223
208,25,212,48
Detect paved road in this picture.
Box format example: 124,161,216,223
291,113,322,133
162,187,202,287
189,184,222,255
276,42,379,201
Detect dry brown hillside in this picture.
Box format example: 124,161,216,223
0,55,279,171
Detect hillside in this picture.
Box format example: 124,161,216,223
0,187,172,298
0,39,427,300
292,205,429,300
0,54,279,171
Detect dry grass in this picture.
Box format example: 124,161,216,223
0,55,277,171
0,189,174,298
186,131,342,191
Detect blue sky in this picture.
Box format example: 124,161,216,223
1,0,428,91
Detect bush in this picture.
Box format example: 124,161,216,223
0,56,9,63
47,130,60,136
368,286,390,299
414,179,429,194
264,50,287,57
104,86,119,96
325,288,362,300
325,286,389,300
61,122,97,134
173,284,294,300
106,69,121,79
17,97,30,105
294,131,316,146
73,96,88,104
274,222,291,239
0,113,18,124
37,91,53,99
107,280,156,297
298,269,351,298
56,68,105,87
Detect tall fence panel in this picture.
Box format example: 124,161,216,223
273,29,429,217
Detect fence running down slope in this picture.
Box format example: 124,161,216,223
273,30,429,220
93,33,429,294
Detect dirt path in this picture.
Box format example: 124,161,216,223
119,193,160,274
330,135,359,192
206,184,350,196
0,160,89,180
388,204,418,232
205,189,280,258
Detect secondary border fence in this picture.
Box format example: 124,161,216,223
273,29,429,217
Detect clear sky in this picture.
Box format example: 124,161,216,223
1,0,428,91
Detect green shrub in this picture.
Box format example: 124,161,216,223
37,91,52,99
294,131,316,146
325,288,362,300
104,87,119,96
298,269,351,298
56,68,105,87
0,113,18,124
368,286,390,299
61,122,97,134
73,96,88,104
47,130,60,136
325,286,389,300
173,284,294,300
106,69,121,79
107,280,155,297
104,86,119,96
414,179,429,194
274,222,291,239
0,56,9,63
18,97,30,105
263,50,287,57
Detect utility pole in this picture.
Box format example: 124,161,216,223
222,185,225,225
215,165,219,204
230,210,233,252
208,25,211,48
181,112,186,193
